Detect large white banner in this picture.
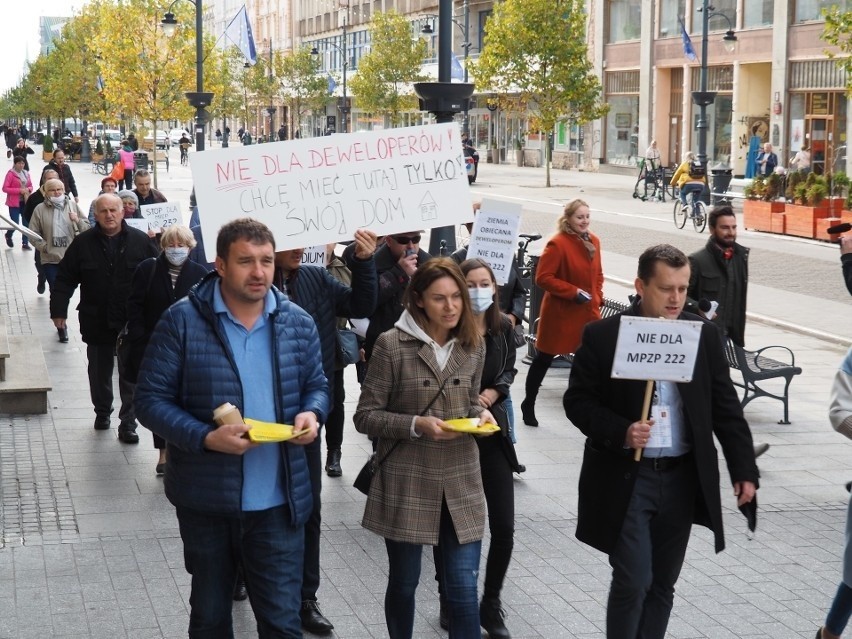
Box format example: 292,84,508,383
190,123,473,260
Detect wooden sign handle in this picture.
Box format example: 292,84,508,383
633,380,655,462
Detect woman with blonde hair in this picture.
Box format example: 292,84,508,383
670,151,707,210
355,257,497,639
28,179,88,290
521,199,603,426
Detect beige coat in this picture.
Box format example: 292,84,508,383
354,328,487,545
29,199,88,264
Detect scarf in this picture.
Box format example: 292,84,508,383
13,168,27,202
564,227,596,260
52,203,73,248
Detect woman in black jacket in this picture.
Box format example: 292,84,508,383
125,224,209,474
434,258,521,639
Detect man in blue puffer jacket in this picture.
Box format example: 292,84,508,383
134,218,328,638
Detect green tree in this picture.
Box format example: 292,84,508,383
824,8,852,92
472,0,608,186
279,47,329,137
348,10,427,127
207,47,248,137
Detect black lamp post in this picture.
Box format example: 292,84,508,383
311,17,349,134
162,0,213,151
693,2,737,168
266,43,276,142
421,0,471,133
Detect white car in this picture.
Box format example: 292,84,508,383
143,130,171,149
169,129,192,146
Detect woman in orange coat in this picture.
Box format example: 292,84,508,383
521,199,603,426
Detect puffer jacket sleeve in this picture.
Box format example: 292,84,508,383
295,313,330,423
134,306,215,453
332,254,377,319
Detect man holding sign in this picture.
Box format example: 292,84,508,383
564,244,758,639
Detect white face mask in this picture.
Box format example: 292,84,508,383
49,195,65,207
468,287,494,314
165,247,190,266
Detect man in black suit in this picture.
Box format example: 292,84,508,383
564,244,759,639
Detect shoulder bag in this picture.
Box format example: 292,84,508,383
353,376,449,495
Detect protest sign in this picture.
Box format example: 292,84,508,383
611,316,702,383
300,245,326,267
466,199,522,285
125,218,149,233
190,123,473,261
140,202,182,233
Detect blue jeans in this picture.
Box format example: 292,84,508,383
176,504,304,639
384,502,482,639
42,263,59,291
5,207,28,246
504,392,517,444
679,183,704,207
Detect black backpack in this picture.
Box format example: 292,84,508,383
688,161,706,179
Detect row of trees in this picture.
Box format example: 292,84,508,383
0,0,607,185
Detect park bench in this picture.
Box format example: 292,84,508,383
724,337,802,424
525,296,631,363
147,149,169,173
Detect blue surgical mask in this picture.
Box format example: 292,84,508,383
165,247,190,266
468,287,494,314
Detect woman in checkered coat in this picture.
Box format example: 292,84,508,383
354,258,498,639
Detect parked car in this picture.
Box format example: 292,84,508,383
103,129,122,143
143,130,171,150
169,128,191,145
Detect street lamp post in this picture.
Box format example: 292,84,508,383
161,0,213,151
266,43,276,142
311,17,349,134
693,2,737,168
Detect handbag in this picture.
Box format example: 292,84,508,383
110,159,125,181
512,323,526,348
336,328,360,366
353,376,449,495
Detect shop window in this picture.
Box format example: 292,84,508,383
606,0,641,43
659,0,686,38
744,0,773,27
604,95,639,164
796,0,849,22
689,0,735,34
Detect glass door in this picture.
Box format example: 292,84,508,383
806,116,831,175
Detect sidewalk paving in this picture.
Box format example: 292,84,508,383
0,153,849,637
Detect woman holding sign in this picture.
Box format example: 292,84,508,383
522,199,603,427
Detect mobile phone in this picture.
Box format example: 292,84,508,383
577,290,591,302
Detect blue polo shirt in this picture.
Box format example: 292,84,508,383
213,281,285,511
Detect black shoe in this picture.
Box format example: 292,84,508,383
155,462,165,476
300,600,334,634
36,275,45,295
514,464,526,474
233,578,248,601
520,399,538,427
117,424,139,444
57,327,68,343
21,244,31,251
439,599,449,630
754,442,770,458
5,236,12,248
94,416,110,430
325,449,342,477
480,597,511,639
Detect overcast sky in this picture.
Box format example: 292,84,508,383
2,1,87,94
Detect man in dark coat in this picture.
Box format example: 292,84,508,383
43,149,79,202
841,233,852,297
132,169,167,206
685,205,748,347
50,193,159,441
564,244,759,639
273,231,378,635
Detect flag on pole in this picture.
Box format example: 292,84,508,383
679,17,697,62
224,5,257,65
96,75,105,91
327,74,337,95
451,53,465,81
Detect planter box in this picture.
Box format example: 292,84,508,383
784,202,831,238
843,210,852,226
742,200,782,232
770,212,786,234
828,197,845,216
816,218,844,242
42,150,53,161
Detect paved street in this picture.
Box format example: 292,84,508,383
0,145,849,638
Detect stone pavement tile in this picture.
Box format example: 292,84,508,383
76,511,154,535
81,580,119,603
47,573,83,595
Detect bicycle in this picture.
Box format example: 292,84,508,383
673,189,708,233
179,143,189,166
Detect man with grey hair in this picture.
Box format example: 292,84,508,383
132,169,167,206
50,193,158,440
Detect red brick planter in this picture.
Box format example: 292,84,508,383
784,202,831,238
816,218,844,242
743,200,784,232
770,212,786,234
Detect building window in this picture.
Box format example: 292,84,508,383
478,10,491,52
606,0,641,43
689,0,735,34
604,71,640,165
659,0,685,38
743,0,773,27
796,0,849,22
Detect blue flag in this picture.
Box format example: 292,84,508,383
224,5,257,65
327,74,337,95
679,17,697,62
451,53,465,81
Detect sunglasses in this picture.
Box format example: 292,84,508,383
392,235,421,245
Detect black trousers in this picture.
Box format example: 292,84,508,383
302,435,322,601
324,369,345,451
87,342,135,425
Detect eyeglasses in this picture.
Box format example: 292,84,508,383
392,235,421,245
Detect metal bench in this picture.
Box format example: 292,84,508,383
526,297,631,363
724,337,802,424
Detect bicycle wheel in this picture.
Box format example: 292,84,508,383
673,198,687,229
96,162,107,175
692,200,708,233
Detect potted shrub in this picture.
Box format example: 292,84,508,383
785,173,830,238
42,134,54,161
92,138,104,162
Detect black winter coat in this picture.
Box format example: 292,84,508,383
43,161,78,198
124,254,211,382
50,223,159,344
479,317,522,472
275,256,377,402
843,253,852,297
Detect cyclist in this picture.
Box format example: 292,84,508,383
670,151,707,215
178,132,192,166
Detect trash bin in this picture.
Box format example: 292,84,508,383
134,151,149,171
711,168,733,205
